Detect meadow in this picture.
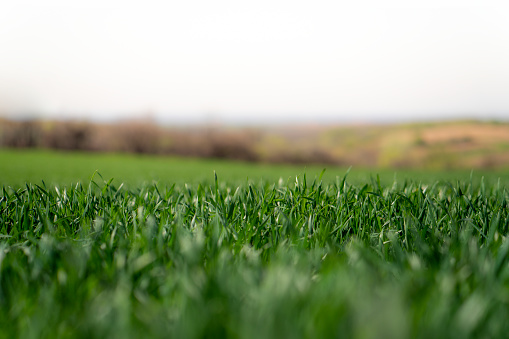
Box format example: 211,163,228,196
1,150,509,338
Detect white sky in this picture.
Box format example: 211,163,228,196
1,0,508,124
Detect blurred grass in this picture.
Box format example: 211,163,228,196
1,149,509,189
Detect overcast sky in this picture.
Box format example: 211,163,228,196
1,0,508,124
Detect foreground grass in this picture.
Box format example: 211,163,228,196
1,172,509,338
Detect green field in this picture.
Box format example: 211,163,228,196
1,149,509,338
2,149,509,188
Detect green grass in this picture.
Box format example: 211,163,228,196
1,149,509,338
2,148,509,188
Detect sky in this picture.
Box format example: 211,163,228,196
1,0,508,124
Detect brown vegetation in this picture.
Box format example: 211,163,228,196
0,118,261,162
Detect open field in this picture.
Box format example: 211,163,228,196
1,150,509,338
2,149,509,189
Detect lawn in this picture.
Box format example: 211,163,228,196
1,148,509,338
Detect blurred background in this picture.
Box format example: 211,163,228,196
1,0,509,169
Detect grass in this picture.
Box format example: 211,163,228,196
2,148,509,188
1,149,509,338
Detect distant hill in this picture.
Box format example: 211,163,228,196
1,118,508,169
259,120,509,169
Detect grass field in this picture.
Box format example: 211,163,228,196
2,149,509,188
1,149,509,338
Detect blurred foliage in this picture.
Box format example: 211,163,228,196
0,119,260,162
2,118,509,169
